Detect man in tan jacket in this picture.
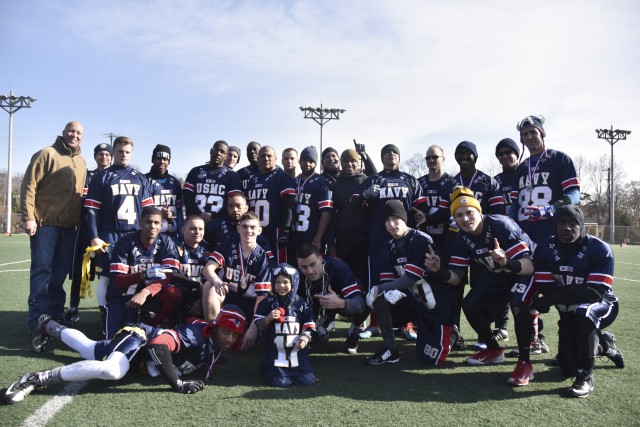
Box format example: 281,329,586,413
21,121,87,352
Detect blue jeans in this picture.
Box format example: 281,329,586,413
28,225,77,334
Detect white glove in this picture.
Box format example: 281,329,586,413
384,290,406,305
366,286,380,309
144,267,167,281
363,184,380,199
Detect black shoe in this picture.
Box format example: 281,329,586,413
600,331,624,368
4,373,43,404
32,334,49,353
63,308,80,326
345,325,360,355
364,347,400,365
567,374,594,398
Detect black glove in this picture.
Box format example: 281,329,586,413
277,228,290,245
531,296,553,314
567,285,603,305
353,139,366,155
174,379,205,394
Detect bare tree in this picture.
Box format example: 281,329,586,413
400,153,428,178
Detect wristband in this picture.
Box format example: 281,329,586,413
433,267,451,282
505,258,522,273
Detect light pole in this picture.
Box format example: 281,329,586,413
299,104,345,157
595,126,631,244
0,91,36,234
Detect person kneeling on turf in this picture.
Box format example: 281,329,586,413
254,264,316,387
4,306,245,404
364,200,457,366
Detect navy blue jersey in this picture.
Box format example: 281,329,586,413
245,169,296,247
453,170,504,214
321,171,338,185
174,240,210,281
163,320,220,376
299,257,364,319
209,241,272,298
85,165,155,234
449,215,535,293
417,172,456,238
533,234,615,301
379,229,455,324
237,164,260,191
255,294,315,379
511,149,580,244
292,173,333,250
108,231,180,298
82,168,101,198
146,172,184,237
203,218,273,261
494,168,517,215
183,165,243,218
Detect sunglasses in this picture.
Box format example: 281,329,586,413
425,155,441,161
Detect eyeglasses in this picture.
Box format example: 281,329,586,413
497,150,514,157
425,155,441,161
273,265,297,277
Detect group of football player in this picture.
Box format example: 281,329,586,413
5,114,625,404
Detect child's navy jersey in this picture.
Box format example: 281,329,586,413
209,240,272,298
108,231,180,298
292,173,333,249
449,215,535,292
453,170,504,214
379,228,455,324
255,294,315,379
511,149,580,243
146,172,184,236
85,165,155,233
183,165,243,218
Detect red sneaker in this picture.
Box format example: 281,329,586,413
466,348,505,365
508,360,534,386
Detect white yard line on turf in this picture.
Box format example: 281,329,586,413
615,277,640,283
0,259,30,267
0,269,30,273
20,381,87,427
616,262,640,266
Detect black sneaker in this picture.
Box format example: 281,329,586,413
32,334,49,353
567,374,594,398
452,327,465,351
345,325,360,355
4,373,42,404
63,308,80,326
364,347,400,365
600,331,624,368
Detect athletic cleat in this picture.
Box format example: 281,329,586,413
4,373,42,404
567,374,594,398
530,336,550,355
466,348,505,365
474,341,488,351
402,322,417,341
452,327,465,351
359,326,380,340
364,347,400,365
32,333,49,353
600,331,624,368
63,308,80,326
493,328,509,342
508,360,534,386
345,325,360,354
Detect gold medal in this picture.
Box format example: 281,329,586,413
240,281,247,290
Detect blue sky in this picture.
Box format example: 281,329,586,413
1,0,639,182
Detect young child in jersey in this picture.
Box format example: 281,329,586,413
255,263,316,387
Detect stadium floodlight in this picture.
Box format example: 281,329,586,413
1,91,36,235
299,104,345,157
595,126,631,244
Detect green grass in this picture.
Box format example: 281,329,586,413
1,234,638,426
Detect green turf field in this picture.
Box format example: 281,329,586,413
0,234,638,426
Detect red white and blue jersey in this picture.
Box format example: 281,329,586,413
245,169,296,247
146,172,184,237
108,231,180,298
494,168,517,215
238,164,260,191
174,240,210,281
203,218,274,262
379,229,455,323
511,149,580,243
161,320,220,376
209,241,272,298
449,215,535,293
82,168,101,198
299,257,364,320
453,170,504,215
417,173,457,238
85,165,155,234
255,295,315,379
292,173,333,250
183,165,243,218
533,234,616,302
